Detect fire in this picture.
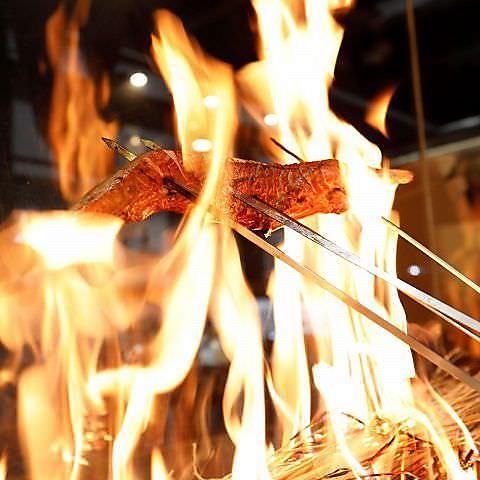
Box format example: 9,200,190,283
0,452,6,480
151,448,169,479
239,0,475,477
210,229,269,478
19,211,123,269
0,0,477,478
45,0,118,202
365,85,397,136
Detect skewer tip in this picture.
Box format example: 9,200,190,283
101,137,115,148
140,138,162,151
101,137,137,162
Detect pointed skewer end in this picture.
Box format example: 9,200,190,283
140,138,162,151
101,137,137,162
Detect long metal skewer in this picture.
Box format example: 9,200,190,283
103,137,480,341
228,188,480,342
100,138,480,392
162,176,480,394
102,138,480,341
382,216,480,295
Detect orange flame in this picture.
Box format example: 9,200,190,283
151,448,170,479
88,10,240,479
365,85,396,136
240,0,473,475
0,452,6,480
45,0,118,202
0,0,476,478
0,211,133,479
210,229,269,478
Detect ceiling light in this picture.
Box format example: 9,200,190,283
129,72,148,88
129,135,141,147
407,264,422,277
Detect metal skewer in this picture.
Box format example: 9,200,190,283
101,137,137,161
163,176,480,395
229,188,480,342
382,216,480,296
102,138,480,342
139,138,162,151
100,138,480,393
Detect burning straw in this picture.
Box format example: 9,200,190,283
231,364,480,480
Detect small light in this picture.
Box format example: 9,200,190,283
192,138,212,152
129,135,141,146
407,264,422,277
203,95,219,109
263,113,279,127
129,72,148,88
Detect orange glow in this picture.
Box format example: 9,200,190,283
97,10,241,479
19,211,123,269
0,211,136,479
0,452,6,480
365,85,397,136
45,0,118,202
210,229,269,478
0,0,476,478
240,0,472,476
151,448,170,479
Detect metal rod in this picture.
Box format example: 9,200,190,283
270,138,305,163
100,138,480,340
140,138,162,151
228,189,480,342
101,137,137,162
383,216,480,295
405,0,439,296
164,176,480,394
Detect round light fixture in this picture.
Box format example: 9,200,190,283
129,135,141,147
407,264,422,277
129,72,148,88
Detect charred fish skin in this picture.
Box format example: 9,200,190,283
73,149,348,230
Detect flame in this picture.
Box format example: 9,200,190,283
19,211,123,269
0,0,476,478
267,240,311,444
151,448,169,479
239,0,473,475
210,229,269,478
0,452,6,480
45,0,118,202
92,10,241,479
0,211,138,479
365,85,396,136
